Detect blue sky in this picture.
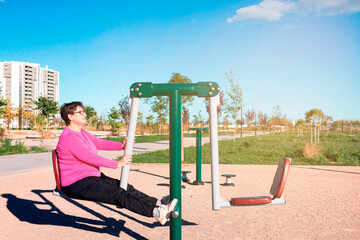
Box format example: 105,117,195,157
1,0,359,123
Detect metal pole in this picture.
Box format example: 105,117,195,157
196,130,202,182
209,95,230,210
194,130,204,184
169,90,182,240
120,97,140,190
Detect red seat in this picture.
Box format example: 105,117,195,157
232,196,272,205
231,157,291,206
52,149,62,192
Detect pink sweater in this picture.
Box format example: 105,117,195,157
56,128,123,186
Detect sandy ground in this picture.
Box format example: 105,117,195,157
1,163,360,240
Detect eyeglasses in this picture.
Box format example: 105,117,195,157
73,110,86,115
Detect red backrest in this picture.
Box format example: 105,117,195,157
52,149,62,191
270,157,291,198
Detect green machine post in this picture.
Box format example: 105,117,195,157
129,82,220,240
189,127,208,185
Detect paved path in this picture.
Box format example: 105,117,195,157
0,132,263,177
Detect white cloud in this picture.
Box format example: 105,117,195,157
228,0,360,23
227,0,294,22
299,0,360,15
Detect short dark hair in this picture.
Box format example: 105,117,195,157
60,101,84,126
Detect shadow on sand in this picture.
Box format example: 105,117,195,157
131,168,170,180
293,166,360,175
2,189,196,239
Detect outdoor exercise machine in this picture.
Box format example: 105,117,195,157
120,82,291,240
119,82,220,240
51,81,291,240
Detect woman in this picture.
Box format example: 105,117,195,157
56,101,177,225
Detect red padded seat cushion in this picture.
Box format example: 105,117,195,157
52,150,62,191
270,158,291,198
231,157,291,206
231,196,272,205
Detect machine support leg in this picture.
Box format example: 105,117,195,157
193,130,204,185
209,95,230,210
120,97,140,190
170,91,182,240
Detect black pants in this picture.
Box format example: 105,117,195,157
62,173,157,217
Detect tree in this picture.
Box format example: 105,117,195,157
3,104,17,130
29,114,46,131
305,109,324,125
151,96,168,134
271,105,282,126
17,102,33,130
137,112,145,135
0,97,9,119
22,110,35,128
107,107,122,135
168,72,195,161
84,105,97,121
258,111,269,134
146,114,154,126
118,95,131,126
323,115,333,135
182,106,190,132
33,97,59,130
222,114,231,128
146,114,155,134
305,108,325,143
192,112,201,127
137,112,144,124
271,105,291,132
295,119,306,128
295,119,306,136
224,71,244,137
169,72,194,106
236,119,244,125
83,105,97,130
95,114,106,131
245,108,256,132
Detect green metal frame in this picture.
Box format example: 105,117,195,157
129,82,220,240
189,127,208,185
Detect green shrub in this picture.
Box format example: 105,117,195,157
1,138,13,148
29,146,45,153
0,137,45,155
13,141,28,154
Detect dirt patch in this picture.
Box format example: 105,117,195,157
1,164,360,239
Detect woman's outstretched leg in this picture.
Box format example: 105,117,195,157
100,173,158,206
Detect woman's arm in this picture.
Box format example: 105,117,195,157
66,134,119,169
84,130,124,150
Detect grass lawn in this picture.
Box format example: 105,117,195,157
105,131,231,143
105,135,169,143
127,131,360,166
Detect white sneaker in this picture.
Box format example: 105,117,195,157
155,198,178,225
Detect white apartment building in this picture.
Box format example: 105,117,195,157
0,61,60,128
